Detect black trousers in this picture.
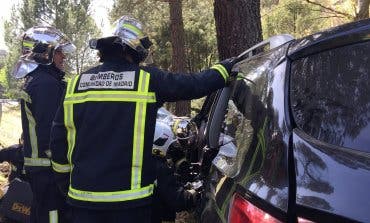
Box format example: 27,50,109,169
27,169,70,223
71,206,152,223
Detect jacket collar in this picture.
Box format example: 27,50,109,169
100,58,139,71
37,64,65,81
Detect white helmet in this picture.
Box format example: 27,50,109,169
89,15,152,63
12,26,76,78
153,121,176,157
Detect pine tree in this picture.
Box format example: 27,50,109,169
214,0,263,60
2,0,101,99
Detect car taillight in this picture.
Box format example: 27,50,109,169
229,193,282,223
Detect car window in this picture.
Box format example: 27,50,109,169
290,40,370,153
217,48,284,176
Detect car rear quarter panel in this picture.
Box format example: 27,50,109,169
293,129,370,223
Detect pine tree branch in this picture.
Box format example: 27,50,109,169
305,0,353,19
307,15,348,21
308,8,347,17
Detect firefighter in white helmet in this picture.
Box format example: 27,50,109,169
13,26,75,223
50,15,235,223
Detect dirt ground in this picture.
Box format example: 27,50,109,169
176,211,197,223
0,102,19,199
0,162,10,199
0,103,22,148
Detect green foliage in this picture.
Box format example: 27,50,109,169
261,0,355,39
110,0,217,71
110,0,170,69
62,0,101,74
263,0,322,38
183,0,217,71
1,0,101,98
0,68,6,87
24,0,101,74
2,6,23,99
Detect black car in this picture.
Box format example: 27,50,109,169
199,18,370,223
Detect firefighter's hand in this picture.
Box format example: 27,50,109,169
186,188,203,209
185,180,204,208
219,57,237,77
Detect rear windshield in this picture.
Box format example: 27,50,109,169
290,40,370,153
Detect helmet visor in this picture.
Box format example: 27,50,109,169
21,26,76,65
11,59,39,79
57,42,76,55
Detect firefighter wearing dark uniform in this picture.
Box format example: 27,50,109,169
12,26,76,223
50,15,235,223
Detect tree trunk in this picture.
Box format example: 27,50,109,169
355,0,370,20
169,0,191,116
214,0,263,60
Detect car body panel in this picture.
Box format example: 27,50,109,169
293,129,370,223
200,18,370,223
200,44,292,222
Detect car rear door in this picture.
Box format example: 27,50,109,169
288,19,370,223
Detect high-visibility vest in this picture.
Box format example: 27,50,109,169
58,69,156,203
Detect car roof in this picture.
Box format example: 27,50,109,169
288,18,370,60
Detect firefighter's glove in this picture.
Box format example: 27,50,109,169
185,180,204,209
219,57,235,74
213,57,238,83
186,188,203,209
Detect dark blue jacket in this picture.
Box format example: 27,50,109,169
50,58,228,210
20,65,65,173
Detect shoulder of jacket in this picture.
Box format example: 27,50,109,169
140,65,164,76
81,65,100,74
26,69,57,86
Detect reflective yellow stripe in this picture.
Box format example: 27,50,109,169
143,71,150,92
66,78,72,95
66,76,78,96
131,70,146,189
64,92,156,104
122,24,143,37
24,157,51,166
68,184,154,202
71,76,79,94
23,40,34,48
49,210,58,223
211,64,229,82
24,103,38,159
65,70,154,201
64,103,75,164
22,90,42,165
132,102,145,189
65,76,77,168
51,161,71,173
131,70,150,189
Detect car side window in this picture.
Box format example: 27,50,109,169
224,91,253,150
290,41,370,153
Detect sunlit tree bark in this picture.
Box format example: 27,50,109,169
169,0,191,116
214,0,263,60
